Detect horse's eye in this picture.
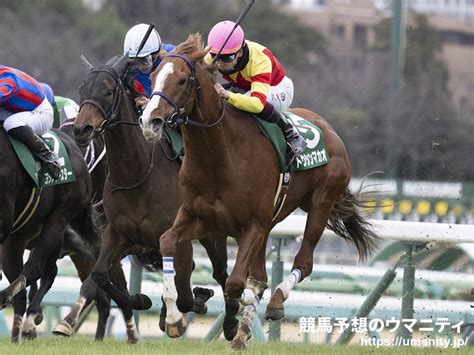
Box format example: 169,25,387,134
106,89,114,97
178,78,186,86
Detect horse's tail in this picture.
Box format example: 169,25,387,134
327,187,380,261
69,204,101,248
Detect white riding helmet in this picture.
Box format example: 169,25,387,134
123,24,162,58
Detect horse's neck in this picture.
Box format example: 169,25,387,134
104,109,154,179
182,73,242,169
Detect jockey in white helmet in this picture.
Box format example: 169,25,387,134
123,24,175,98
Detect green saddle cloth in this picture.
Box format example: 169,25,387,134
163,127,184,162
9,131,76,188
254,112,331,172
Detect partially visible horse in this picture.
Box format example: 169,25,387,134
0,127,96,342
72,54,238,338
140,33,379,350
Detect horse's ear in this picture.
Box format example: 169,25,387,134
112,53,130,77
80,55,94,74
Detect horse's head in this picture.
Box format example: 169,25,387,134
140,33,210,141
74,53,135,146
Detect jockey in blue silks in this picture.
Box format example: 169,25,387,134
123,24,175,107
0,65,61,179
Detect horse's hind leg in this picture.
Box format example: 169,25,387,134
0,238,27,342
27,282,43,326
54,276,94,337
22,245,60,339
265,202,334,321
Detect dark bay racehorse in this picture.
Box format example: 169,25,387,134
0,127,96,342
72,54,237,338
140,34,379,350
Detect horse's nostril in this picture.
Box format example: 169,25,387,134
138,117,143,126
151,118,163,133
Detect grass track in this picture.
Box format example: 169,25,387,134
0,337,471,355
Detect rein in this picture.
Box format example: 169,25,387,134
150,53,226,129
107,141,156,193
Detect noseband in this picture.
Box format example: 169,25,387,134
150,54,225,128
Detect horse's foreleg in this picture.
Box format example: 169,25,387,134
108,263,139,344
160,229,187,338
173,240,194,313
225,222,266,301
92,226,149,311
198,235,229,292
266,205,332,321
230,244,268,350
23,253,60,340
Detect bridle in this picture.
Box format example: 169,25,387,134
79,65,139,134
78,61,157,192
150,53,225,129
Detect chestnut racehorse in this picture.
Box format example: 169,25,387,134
73,54,238,339
140,34,379,350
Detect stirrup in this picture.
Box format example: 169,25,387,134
36,152,61,180
45,161,61,180
287,136,307,157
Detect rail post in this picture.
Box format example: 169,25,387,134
269,237,284,341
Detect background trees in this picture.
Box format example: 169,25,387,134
1,0,472,181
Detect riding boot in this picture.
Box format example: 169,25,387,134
8,126,61,179
260,103,307,157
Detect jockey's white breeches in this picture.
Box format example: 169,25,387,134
244,75,294,113
2,98,54,135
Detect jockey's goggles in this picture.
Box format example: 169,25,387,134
136,51,159,66
210,52,238,63
136,54,153,66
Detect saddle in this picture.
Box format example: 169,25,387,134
8,131,76,188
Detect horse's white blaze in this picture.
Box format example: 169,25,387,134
141,62,175,127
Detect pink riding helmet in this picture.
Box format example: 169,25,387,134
207,21,245,55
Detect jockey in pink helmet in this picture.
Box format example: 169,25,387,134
205,20,307,157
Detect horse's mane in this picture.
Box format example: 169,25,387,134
173,33,217,82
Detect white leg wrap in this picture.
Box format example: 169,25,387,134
70,296,87,322
276,269,301,300
162,257,182,324
126,317,137,332
22,314,36,333
241,288,257,306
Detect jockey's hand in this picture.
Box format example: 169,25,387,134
135,96,149,110
214,83,230,100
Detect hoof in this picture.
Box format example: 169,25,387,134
52,321,74,337
34,312,44,326
127,335,140,344
192,287,214,315
159,313,166,332
21,328,37,340
223,318,239,341
165,317,187,338
230,337,247,351
192,303,207,315
130,293,152,310
264,307,285,321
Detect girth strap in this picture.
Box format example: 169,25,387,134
12,187,42,234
